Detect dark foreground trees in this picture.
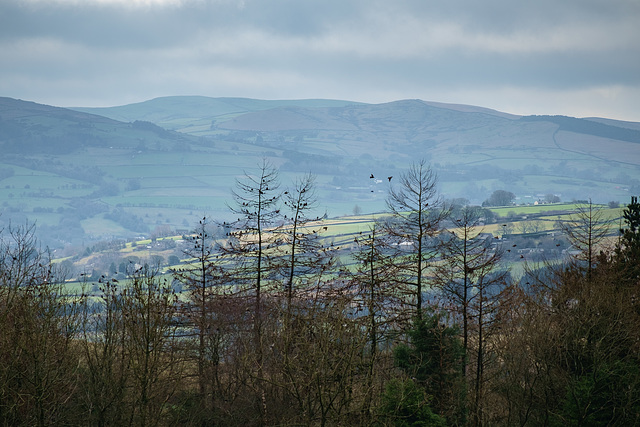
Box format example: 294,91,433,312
2,160,640,426
0,223,83,426
486,197,640,426
490,255,640,425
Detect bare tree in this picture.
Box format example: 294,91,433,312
223,159,282,423
274,281,366,426
80,278,130,427
561,199,611,280
384,159,449,320
121,265,183,427
351,224,400,422
281,173,334,317
172,216,228,416
0,223,84,426
434,207,508,425
493,247,640,426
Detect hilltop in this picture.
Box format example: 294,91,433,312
1,95,639,249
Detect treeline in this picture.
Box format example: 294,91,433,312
2,160,640,426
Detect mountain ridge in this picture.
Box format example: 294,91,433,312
1,95,639,248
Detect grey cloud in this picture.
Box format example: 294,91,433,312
3,0,637,54
1,2,216,48
0,0,361,47
0,0,639,120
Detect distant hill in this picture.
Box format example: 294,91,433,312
520,115,640,144
1,95,639,249
73,96,362,135
0,97,194,154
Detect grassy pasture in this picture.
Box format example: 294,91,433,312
3,173,67,188
556,131,640,166
103,194,224,209
133,176,209,189
105,157,265,181
80,216,130,237
536,207,623,223
489,203,584,216
19,213,63,227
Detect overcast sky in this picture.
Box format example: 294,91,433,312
1,0,639,121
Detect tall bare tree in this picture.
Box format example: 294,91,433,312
223,159,282,423
351,224,400,423
384,159,449,320
562,199,611,280
281,173,334,317
172,216,228,417
435,206,508,425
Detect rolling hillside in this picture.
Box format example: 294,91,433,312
1,95,639,249
73,96,362,136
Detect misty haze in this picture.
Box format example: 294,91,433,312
2,0,640,425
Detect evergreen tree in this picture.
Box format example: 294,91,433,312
391,310,465,424
617,195,640,285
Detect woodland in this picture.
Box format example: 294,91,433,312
2,159,640,426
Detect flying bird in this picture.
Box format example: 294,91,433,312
370,174,375,179
388,176,393,182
